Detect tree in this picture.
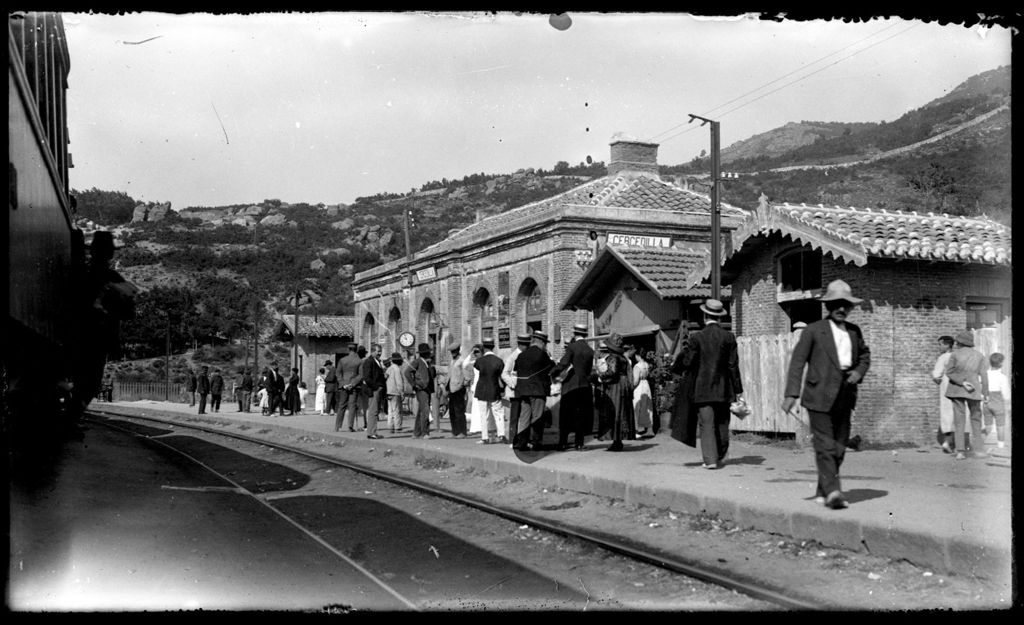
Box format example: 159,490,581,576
553,160,570,174
72,188,138,225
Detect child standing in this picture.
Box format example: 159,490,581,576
984,353,1010,450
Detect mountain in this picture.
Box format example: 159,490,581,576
76,66,1011,371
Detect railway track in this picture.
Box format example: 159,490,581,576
85,408,827,610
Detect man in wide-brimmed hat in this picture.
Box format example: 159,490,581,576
944,329,989,460
671,298,744,467
783,280,871,510
552,322,595,451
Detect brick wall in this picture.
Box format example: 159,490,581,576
608,140,659,177
731,235,1012,444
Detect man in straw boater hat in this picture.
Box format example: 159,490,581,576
783,280,871,510
552,322,595,451
671,298,744,468
512,330,556,451
944,329,990,460
472,336,507,444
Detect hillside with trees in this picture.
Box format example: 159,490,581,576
77,65,1011,378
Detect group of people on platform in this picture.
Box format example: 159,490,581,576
176,279,1007,513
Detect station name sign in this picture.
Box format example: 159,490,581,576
608,232,672,248
416,266,437,281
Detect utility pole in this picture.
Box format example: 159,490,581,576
688,114,722,301
165,313,171,401
252,220,260,377
403,209,413,289
293,289,301,370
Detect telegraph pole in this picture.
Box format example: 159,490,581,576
688,114,722,301
165,313,171,401
293,289,301,370
403,209,413,289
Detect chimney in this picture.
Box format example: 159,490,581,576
608,134,659,177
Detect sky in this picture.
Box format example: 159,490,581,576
61,11,1013,210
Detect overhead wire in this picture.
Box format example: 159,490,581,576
649,21,919,146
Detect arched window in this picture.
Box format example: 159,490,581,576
518,278,545,334
363,313,377,347
473,287,495,344
388,306,402,352
419,298,439,356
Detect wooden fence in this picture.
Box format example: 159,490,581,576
103,379,187,403
734,333,805,434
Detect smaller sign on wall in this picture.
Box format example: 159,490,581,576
608,232,672,248
498,327,511,349
416,266,437,281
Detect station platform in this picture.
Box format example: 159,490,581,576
91,399,1012,582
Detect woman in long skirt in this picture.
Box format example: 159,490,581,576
284,367,301,415
314,367,327,414
632,351,653,437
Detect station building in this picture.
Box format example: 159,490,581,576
272,315,355,390
351,138,748,365
680,196,1012,443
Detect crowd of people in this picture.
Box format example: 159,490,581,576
175,279,1008,512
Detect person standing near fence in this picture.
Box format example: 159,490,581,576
239,367,253,413
186,369,197,406
782,280,870,510
196,366,210,415
210,368,224,413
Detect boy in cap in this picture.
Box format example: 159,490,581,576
945,330,990,459
783,280,870,510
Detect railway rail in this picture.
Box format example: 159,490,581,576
85,408,826,611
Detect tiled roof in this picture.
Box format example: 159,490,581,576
767,202,1011,266
422,173,745,255
682,200,1011,289
563,244,727,310
278,315,355,338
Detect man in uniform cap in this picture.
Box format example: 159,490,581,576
552,322,594,450
473,337,506,444
501,332,533,445
512,330,556,451
945,330,989,460
446,341,469,438
783,280,870,510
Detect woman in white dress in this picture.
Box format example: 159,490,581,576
632,350,653,437
465,344,482,435
314,367,327,415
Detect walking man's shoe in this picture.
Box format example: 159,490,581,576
825,490,849,509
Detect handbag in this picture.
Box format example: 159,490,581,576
730,398,751,419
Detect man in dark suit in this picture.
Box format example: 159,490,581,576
359,343,386,439
553,322,594,451
335,343,364,432
473,337,507,444
679,299,743,469
783,280,871,510
268,362,286,416
323,359,338,415
513,331,556,451
196,366,210,415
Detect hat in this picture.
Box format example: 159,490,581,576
448,341,461,353
417,342,432,356
572,322,588,335
516,332,532,344
954,330,974,348
700,298,727,317
482,336,495,348
324,359,333,366
348,342,359,349
605,333,624,354
532,330,549,343
87,231,120,255
390,351,403,361
596,340,608,351
818,279,863,304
